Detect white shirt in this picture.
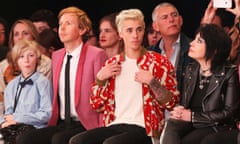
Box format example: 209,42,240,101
159,34,181,67
59,43,83,120
110,56,145,128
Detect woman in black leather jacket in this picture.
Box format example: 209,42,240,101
161,24,240,144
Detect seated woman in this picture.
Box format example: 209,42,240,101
0,39,52,144
161,24,240,144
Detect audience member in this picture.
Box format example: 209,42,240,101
201,0,239,65
39,29,63,58
16,6,107,144
150,2,194,123
84,29,98,46
99,12,122,58
161,24,240,144
0,45,8,62
0,19,52,115
227,0,240,65
190,1,240,143
69,8,179,144
30,9,58,33
0,39,52,144
201,0,235,33
0,17,9,47
0,17,10,61
150,2,193,92
143,21,161,49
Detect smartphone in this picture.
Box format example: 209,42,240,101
213,0,232,8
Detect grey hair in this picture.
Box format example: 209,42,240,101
152,2,179,22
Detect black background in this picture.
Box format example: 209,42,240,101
0,0,210,38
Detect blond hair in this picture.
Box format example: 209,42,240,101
58,6,92,39
116,9,145,33
11,39,41,67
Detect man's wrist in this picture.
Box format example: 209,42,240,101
96,77,107,86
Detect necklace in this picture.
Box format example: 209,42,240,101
200,68,210,74
199,74,210,89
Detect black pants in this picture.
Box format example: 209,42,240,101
200,129,238,144
69,124,152,144
16,120,86,144
161,119,215,144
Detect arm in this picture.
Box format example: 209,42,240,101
226,0,240,62
135,54,180,109
201,0,218,24
90,58,121,112
226,0,240,18
135,69,172,104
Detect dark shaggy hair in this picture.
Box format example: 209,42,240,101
197,24,232,72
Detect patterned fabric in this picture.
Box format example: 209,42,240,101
91,50,180,138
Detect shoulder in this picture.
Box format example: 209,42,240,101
146,51,170,63
180,33,192,51
0,59,8,72
86,45,105,54
104,54,122,65
180,33,192,43
0,59,8,67
40,54,51,63
52,48,65,58
34,72,51,85
5,75,19,89
85,45,107,61
186,61,198,70
224,63,239,74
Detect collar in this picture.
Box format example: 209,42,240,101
19,71,38,82
66,43,83,58
119,47,147,62
159,34,181,52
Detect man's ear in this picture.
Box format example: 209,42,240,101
79,28,87,36
152,22,159,31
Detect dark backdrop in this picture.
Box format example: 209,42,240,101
0,0,210,38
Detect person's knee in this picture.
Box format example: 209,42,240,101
200,135,216,144
16,130,36,144
103,137,121,144
52,132,68,144
69,134,83,144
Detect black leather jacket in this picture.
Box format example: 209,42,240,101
180,62,240,131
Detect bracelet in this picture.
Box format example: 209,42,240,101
191,112,194,123
96,78,107,86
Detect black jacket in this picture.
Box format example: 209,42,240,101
181,62,240,131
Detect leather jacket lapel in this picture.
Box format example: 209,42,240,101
204,69,225,99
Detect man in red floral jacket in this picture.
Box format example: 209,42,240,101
69,8,180,144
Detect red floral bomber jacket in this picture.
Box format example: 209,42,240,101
90,50,180,138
